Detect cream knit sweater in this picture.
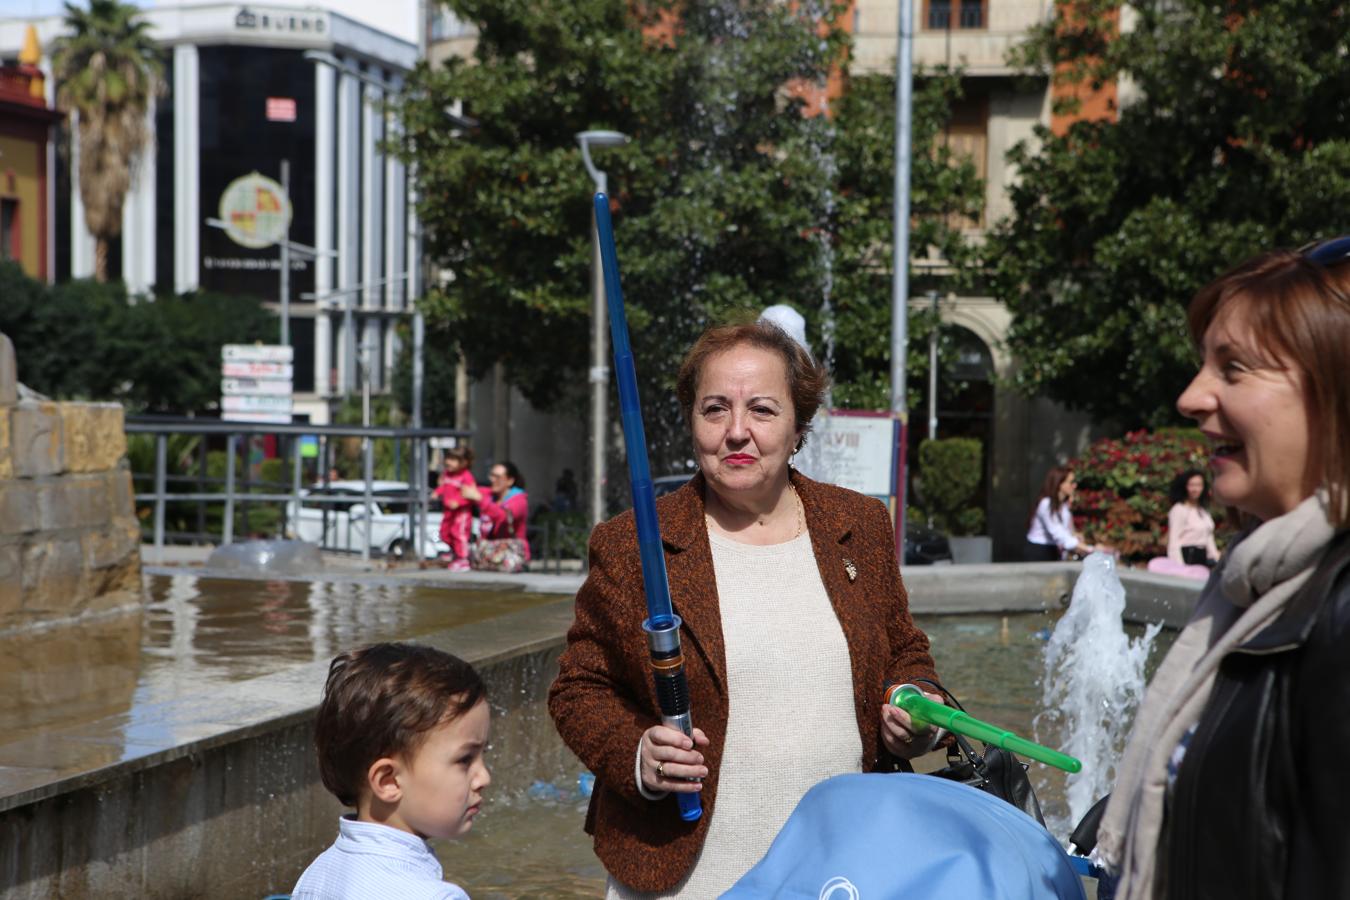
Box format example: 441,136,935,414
607,530,863,899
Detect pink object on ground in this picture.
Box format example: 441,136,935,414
1146,556,1211,580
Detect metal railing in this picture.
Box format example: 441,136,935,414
126,417,470,563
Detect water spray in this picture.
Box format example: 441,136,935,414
593,192,702,823
885,684,1082,774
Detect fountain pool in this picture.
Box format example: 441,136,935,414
0,568,1185,898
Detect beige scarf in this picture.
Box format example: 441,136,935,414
1096,492,1336,899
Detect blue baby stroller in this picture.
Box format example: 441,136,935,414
723,773,1089,899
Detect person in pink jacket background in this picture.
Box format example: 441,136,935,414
1166,468,1221,567
462,460,530,566
435,446,477,572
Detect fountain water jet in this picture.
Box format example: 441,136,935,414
1036,553,1161,841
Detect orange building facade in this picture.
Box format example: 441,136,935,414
0,26,61,281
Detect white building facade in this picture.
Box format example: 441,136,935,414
0,3,420,425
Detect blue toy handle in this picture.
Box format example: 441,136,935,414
594,192,702,823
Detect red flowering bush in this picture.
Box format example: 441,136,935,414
1068,428,1229,564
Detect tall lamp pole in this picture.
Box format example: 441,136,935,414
891,0,915,562
576,129,629,529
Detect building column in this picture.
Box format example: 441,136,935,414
384,75,406,314
360,79,384,393
122,97,156,296
173,44,200,295
314,60,336,397
336,60,361,393
361,81,384,316
68,111,96,279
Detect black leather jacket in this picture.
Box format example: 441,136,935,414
1162,529,1350,899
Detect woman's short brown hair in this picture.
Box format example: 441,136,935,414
675,318,830,453
314,642,486,807
1186,246,1350,526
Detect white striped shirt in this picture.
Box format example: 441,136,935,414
291,816,469,900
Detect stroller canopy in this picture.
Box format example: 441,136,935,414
723,773,1085,899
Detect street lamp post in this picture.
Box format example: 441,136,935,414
891,0,916,562
576,129,629,529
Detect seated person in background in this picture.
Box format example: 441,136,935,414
1166,469,1220,567
292,643,491,900
461,461,531,572
1024,466,1098,561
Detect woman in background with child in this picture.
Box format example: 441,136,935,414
461,461,531,572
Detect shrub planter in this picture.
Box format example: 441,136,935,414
949,535,993,565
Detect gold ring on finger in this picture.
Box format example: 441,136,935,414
657,762,666,779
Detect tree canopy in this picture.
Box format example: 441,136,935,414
988,0,1350,427
0,263,275,413
396,0,982,467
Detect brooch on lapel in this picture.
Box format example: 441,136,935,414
843,558,858,582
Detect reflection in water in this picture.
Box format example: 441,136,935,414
0,575,560,742
0,611,142,749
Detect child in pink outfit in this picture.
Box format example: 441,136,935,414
435,448,477,571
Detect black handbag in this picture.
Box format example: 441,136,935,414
910,679,1046,826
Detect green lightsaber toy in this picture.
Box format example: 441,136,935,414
886,684,1082,774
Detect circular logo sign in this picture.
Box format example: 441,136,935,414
218,172,292,249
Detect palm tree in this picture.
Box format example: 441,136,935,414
51,0,163,283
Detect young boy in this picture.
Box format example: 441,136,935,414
292,642,491,900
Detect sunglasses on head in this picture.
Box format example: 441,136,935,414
1300,235,1350,267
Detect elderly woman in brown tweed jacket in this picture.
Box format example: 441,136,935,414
548,320,944,897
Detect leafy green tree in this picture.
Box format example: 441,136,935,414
0,262,275,412
51,0,164,283
989,0,1350,427
397,0,982,472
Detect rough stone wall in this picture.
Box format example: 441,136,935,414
0,333,142,631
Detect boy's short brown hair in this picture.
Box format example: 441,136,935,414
314,642,486,807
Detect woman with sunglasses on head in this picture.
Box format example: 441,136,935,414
1097,238,1350,900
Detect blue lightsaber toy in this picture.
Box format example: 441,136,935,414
593,192,702,823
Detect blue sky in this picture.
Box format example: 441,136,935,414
0,0,148,16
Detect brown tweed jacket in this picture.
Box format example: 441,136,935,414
547,469,939,893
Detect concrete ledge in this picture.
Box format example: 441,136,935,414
903,562,1079,614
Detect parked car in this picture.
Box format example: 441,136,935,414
286,480,447,560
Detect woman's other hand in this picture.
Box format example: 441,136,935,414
461,484,482,503
880,690,943,759
640,725,709,793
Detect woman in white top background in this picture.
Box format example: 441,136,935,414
1165,469,1220,567
1024,466,1097,561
